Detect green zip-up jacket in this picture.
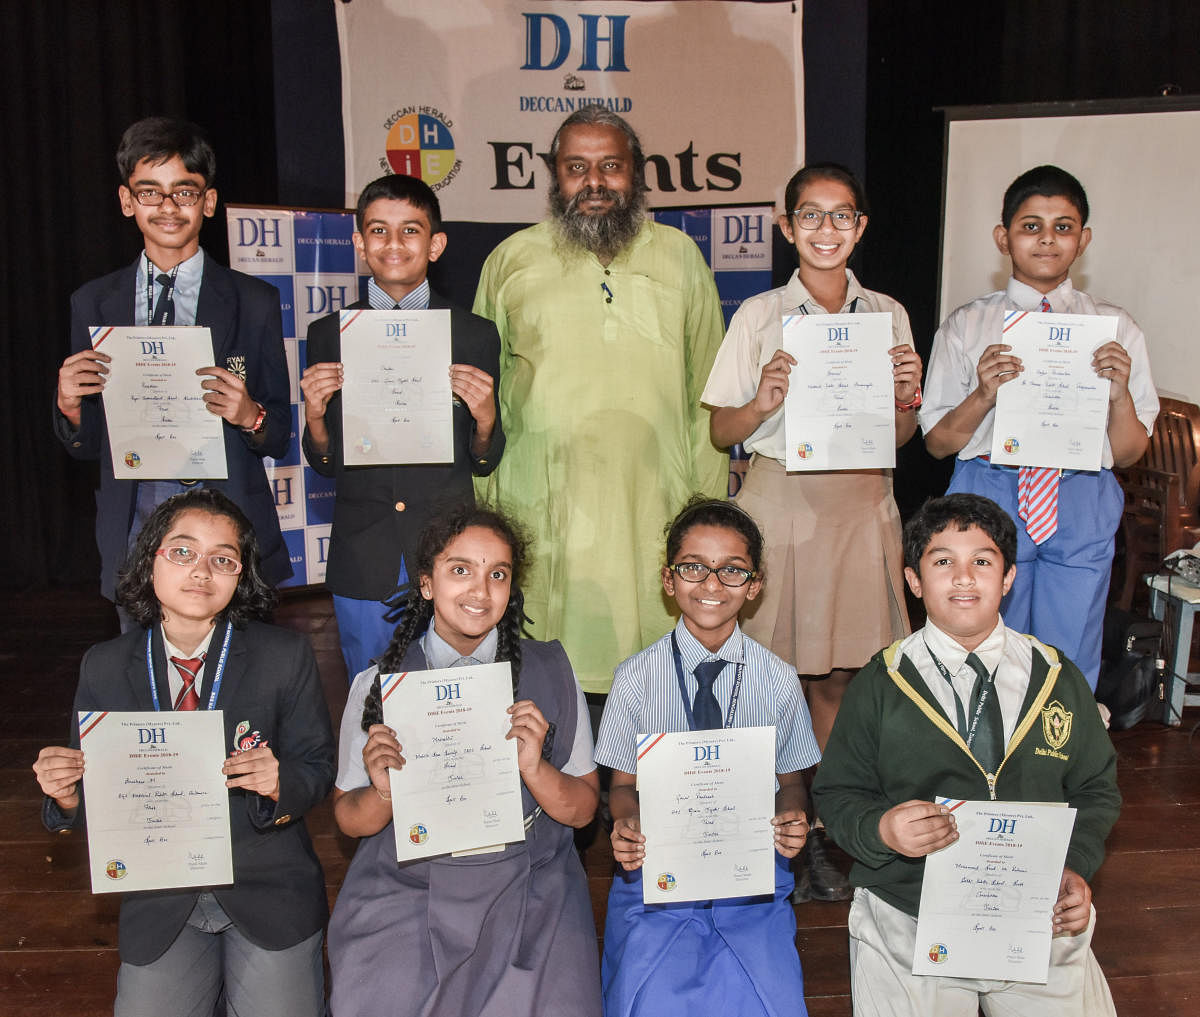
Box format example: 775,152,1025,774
812,634,1120,919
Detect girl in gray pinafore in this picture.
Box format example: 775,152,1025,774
326,506,602,1017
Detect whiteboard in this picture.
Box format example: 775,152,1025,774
940,105,1200,403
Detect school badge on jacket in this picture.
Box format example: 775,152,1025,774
225,355,247,381
1039,700,1073,760
234,719,264,753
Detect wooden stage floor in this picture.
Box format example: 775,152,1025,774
1,587,1197,1016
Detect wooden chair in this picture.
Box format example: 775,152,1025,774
1137,396,1200,552
1110,465,1171,615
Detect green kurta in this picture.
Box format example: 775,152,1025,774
473,220,727,693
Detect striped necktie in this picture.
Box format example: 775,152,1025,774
170,655,204,711
151,273,176,326
1016,297,1059,543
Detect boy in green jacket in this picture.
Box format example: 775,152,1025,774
813,493,1119,1016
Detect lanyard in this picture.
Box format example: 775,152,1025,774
146,257,180,326
797,296,860,315
924,641,997,751
146,622,232,712
671,631,744,731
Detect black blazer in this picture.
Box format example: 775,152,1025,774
54,253,293,598
43,620,335,966
302,290,504,601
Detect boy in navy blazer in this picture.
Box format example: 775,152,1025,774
54,117,292,611
301,173,504,680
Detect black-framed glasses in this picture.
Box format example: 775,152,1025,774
669,562,757,588
790,208,862,231
132,188,207,207
156,546,243,575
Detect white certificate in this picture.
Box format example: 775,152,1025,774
781,311,897,471
381,661,525,861
990,311,1116,471
636,726,776,904
339,308,453,465
92,325,227,480
913,798,1077,983
78,709,233,894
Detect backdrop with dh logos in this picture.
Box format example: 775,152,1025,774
226,203,771,587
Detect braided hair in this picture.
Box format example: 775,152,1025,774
360,504,530,732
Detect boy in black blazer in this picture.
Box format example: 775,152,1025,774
301,173,505,680
54,117,292,609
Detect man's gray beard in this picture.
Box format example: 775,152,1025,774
549,184,646,261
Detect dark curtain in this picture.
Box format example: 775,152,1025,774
861,0,1200,517
0,1,278,591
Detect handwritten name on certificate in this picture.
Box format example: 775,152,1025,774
913,799,1077,983
91,325,227,480
339,309,453,466
990,311,1117,471
781,311,896,471
380,661,524,861
78,710,233,894
636,726,776,904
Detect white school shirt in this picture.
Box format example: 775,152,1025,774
918,276,1159,468
896,618,1032,747
594,619,821,776
335,625,595,791
700,269,913,462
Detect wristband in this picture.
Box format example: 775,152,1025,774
241,402,267,435
895,386,922,412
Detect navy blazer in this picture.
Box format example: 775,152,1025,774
54,253,293,598
302,291,504,601
43,620,335,966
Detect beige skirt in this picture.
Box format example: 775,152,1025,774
735,454,909,676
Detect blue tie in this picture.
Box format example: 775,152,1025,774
692,659,726,730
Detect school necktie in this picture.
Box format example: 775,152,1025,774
151,273,176,326
965,652,1004,774
692,659,726,730
170,655,204,711
1016,297,1059,544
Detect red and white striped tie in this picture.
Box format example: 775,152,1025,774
170,655,204,711
1017,297,1059,544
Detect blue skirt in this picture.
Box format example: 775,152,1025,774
602,851,808,1017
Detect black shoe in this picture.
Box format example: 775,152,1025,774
803,828,851,902
789,858,812,904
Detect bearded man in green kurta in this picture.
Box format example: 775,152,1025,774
473,108,728,694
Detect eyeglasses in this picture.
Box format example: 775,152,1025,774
131,188,207,207
156,546,243,575
790,208,862,231
669,562,758,588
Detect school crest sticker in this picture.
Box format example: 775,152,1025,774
1041,700,1073,750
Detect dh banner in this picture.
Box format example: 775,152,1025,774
336,0,803,220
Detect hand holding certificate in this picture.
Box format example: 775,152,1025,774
781,311,897,471
636,726,776,904
92,325,228,480
990,311,1117,471
339,308,453,465
913,799,1077,983
78,710,233,894
380,661,525,861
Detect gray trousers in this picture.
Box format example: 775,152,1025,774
114,893,325,1017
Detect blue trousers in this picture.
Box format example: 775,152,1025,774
947,458,1123,690
332,563,409,682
